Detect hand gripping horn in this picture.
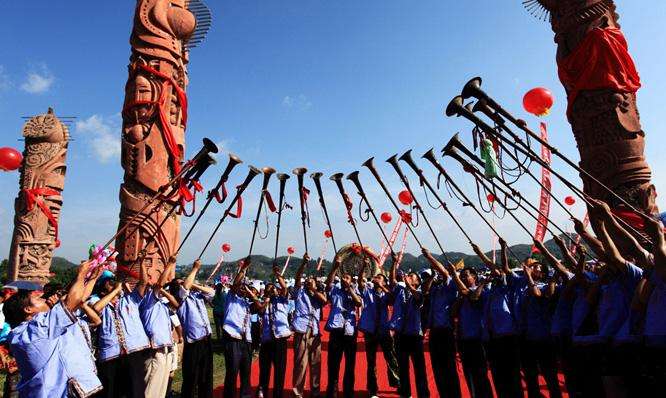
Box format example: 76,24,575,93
197,165,262,259
311,172,338,253
293,167,310,253
362,157,423,248
346,171,395,255
386,154,448,258
247,167,277,259
460,76,650,220
104,138,218,251
178,153,243,252
273,173,290,260
398,149,473,244
330,172,364,248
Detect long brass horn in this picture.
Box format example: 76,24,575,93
311,172,337,253
442,133,484,167
293,167,310,253
197,165,261,259
247,167,277,260
330,172,364,248
386,154,447,256
273,173,290,260
177,152,243,252
362,157,423,248
398,149,473,244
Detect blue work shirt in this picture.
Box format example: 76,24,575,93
389,284,423,336
428,277,458,330
359,284,391,335
645,270,666,347
261,295,292,342
9,303,102,398
140,289,174,349
523,282,553,341
291,287,323,335
458,288,486,340
222,292,252,342
484,273,518,337
178,286,214,343
598,263,643,340
96,288,150,362
551,272,575,337
326,285,359,336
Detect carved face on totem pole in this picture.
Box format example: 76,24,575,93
8,109,69,283
116,0,199,282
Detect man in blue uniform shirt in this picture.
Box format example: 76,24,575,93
4,261,103,398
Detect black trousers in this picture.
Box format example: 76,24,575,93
458,339,493,398
554,335,578,396
326,329,357,398
486,335,522,398
96,349,149,398
223,335,252,398
258,337,288,398
396,334,430,398
568,343,604,398
429,328,461,398
183,336,214,398
364,332,400,396
521,339,562,398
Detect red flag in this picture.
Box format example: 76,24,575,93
532,122,552,252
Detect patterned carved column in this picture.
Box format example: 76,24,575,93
525,0,658,219
115,0,208,281
8,108,69,284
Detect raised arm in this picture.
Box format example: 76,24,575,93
92,282,123,314
523,264,542,297
471,243,499,271
469,279,488,301
325,255,341,291
294,253,310,291
191,283,215,296
552,236,576,270
644,215,666,279
595,219,627,271
422,248,450,279
64,261,98,312
156,256,177,290
159,288,180,310
448,264,471,296
593,199,650,265
572,217,605,258
80,302,102,327
389,252,399,287
274,266,289,298
183,259,202,291
500,238,511,275
136,254,149,298
534,240,571,278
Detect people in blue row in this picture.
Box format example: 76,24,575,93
3,198,666,398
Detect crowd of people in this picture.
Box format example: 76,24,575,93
1,198,665,398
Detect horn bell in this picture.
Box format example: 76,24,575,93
202,137,220,154
277,173,290,181
362,157,376,170
346,171,361,183
445,96,466,117
329,172,344,182
248,165,262,177
422,148,438,163
227,153,243,166
461,77,484,100
399,149,419,170
262,167,276,176
442,133,463,157
292,167,308,176
310,172,324,180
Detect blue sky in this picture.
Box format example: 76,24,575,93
0,1,665,264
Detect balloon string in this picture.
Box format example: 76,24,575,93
259,200,270,240
280,255,292,276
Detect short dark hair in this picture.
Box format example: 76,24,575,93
461,267,478,278
3,290,33,328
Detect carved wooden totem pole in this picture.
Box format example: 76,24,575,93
115,0,210,281
8,109,69,283
524,0,658,220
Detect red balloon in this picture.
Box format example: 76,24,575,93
221,243,231,253
523,87,554,117
0,147,23,171
398,190,413,206
324,230,333,238
380,212,393,224
564,196,576,206
287,246,295,255
487,193,495,203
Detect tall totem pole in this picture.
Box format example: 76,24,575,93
115,0,211,281
8,109,69,284
524,0,658,221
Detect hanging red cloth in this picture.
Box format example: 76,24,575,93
531,123,552,253
23,188,61,247
558,27,641,116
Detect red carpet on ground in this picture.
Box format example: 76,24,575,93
216,308,568,397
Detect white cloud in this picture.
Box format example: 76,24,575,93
75,115,122,163
0,66,10,91
215,138,235,155
282,94,312,110
20,64,54,94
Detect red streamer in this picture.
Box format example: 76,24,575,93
23,188,61,248
264,191,277,213
532,122,552,253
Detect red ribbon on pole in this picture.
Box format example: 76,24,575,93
227,185,244,219
23,188,61,248
264,191,277,213
532,122,552,253
213,183,228,204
